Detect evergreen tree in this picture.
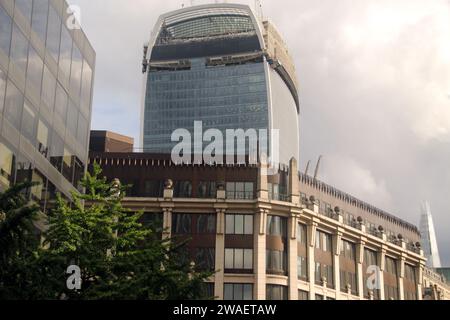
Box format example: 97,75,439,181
0,182,42,299
41,163,214,300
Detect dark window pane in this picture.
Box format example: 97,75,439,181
266,285,287,300
194,247,215,271
0,6,12,56
172,214,192,234
196,214,215,233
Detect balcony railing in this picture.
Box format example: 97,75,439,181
226,191,254,200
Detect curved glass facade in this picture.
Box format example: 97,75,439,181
143,4,300,164
144,58,268,153
158,15,255,43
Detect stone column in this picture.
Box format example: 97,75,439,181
416,263,424,301
356,239,365,299
162,181,174,240
288,211,301,300
214,209,226,300
162,207,172,240
255,208,268,300
333,230,342,300
258,161,269,200
378,247,386,300
398,256,405,300
307,220,318,299
289,158,300,205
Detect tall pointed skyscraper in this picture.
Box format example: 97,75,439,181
420,201,442,268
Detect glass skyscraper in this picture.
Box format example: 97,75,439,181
141,4,300,164
0,0,95,211
420,201,442,268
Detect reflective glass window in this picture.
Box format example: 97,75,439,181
54,83,68,120
59,25,72,84
66,99,78,137
4,80,24,129
50,130,64,172
41,65,56,109
46,4,61,62
37,119,49,156
76,112,88,145
21,101,36,142
15,0,33,21
0,6,12,56
0,143,15,187
26,45,44,93
80,60,92,114
224,284,253,301
70,43,82,97
10,24,29,78
31,0,49,41
0,68,6,113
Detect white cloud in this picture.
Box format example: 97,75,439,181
67,0,450,264
319,154,393,210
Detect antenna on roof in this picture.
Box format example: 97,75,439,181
190,0,194,6
305,160,311,176
314,155,323,180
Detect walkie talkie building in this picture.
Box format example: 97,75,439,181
141,4,300,164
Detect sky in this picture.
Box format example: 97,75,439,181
67,0,450,265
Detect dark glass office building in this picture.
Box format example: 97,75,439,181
0,0,95,210
141,4,300,164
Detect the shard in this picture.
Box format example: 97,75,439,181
420,201,442,268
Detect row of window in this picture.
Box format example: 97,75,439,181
306,196,404,246
0,140,84,192
139,180,255,199
223,285,418,301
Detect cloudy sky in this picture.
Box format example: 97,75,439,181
67,0,450,265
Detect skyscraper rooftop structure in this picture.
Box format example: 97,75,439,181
141,3,299,164
420,201,442,268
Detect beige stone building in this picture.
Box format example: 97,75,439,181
90,151,450,300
